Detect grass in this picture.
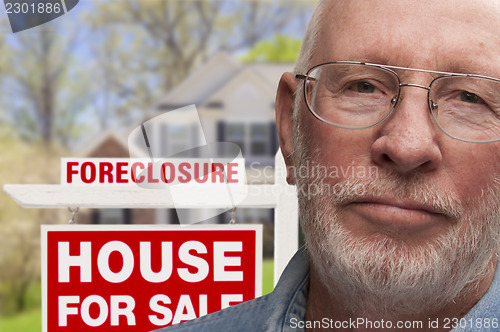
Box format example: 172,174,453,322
0,307,41,332
262,258,274,295
0,281,42,331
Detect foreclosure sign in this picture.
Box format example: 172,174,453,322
42,225,262,331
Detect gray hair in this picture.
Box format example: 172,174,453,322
293,0,330,120
293,0,330,75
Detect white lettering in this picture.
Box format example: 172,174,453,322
172,295,197,324
177,241,209,283
149,295,173,326
140,242,173,283
221,294,243,309
97,241,134,283
58,242,91,283
58,296,79,326
81,295,108,327
199,294,208,317
214,242,243,281
110,295,136,326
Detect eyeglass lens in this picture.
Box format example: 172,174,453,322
304,63,500,142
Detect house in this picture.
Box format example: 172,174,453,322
153,52,288,170
82,52,291,231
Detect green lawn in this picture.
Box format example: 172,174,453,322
262,258,274,295
0,307,42,332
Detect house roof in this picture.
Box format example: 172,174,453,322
246,63,293,91
206,66,280,107
156,53,293,110
79,130,129,158
81,54,293,158
156,52,240,110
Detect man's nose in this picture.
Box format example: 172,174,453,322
370,87,443,174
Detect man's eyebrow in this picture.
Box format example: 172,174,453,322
347,54,395,66
357,59,498,78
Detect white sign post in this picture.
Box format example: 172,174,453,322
4,151,299,284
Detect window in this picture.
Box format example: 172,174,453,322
250,124,269,156
159,123,199,157
226,123,246,155
223,122,273,157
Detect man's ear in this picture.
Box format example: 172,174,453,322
276,72,298,185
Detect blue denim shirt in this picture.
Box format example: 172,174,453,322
154,248,500,331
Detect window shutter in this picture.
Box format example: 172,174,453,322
124,209,131,224
160,124,168,158
270,122,278,156
217,121,225,142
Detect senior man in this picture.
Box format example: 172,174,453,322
157,0,500,330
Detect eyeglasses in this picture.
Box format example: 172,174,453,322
296,61,500,143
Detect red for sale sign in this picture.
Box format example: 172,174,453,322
41,225,262,331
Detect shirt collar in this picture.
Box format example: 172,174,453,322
272,249,500,332
271,247,310,332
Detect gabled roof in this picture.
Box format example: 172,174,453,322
156,53,293,111
79,130,129,158
156,52,241,110
246,63,293,91
80,55,292,158
206,66,279,106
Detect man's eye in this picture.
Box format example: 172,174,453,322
350,81,376,93
460,91,484,104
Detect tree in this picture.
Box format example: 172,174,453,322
0,21,93,145
0,126,66,315
240,34,303,63
85,0,315,125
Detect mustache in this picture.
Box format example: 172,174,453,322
299,170,464,219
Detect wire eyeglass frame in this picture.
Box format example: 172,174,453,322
296,61,500,143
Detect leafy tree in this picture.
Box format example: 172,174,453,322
86,0,315,125
240,34,302,63
0,127,66,315
0,20,93,145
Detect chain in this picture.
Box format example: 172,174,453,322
68,207,80,224
229,207,237,224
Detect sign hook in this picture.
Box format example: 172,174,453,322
68,207,80,224
229,207,237,224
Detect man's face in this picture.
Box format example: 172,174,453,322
280,0,500,315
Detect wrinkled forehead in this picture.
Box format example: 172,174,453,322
314,0,500,76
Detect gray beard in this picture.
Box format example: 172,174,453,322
292,120,500,317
